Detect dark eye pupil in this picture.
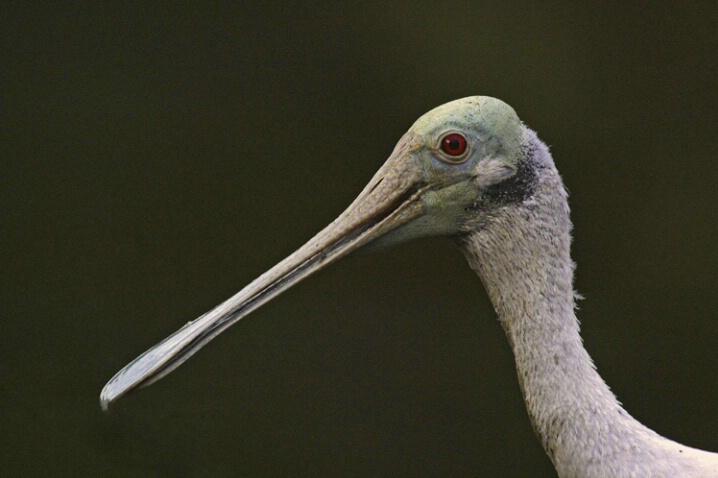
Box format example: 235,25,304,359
441,133,467,156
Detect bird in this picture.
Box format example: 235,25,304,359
101,96,718,477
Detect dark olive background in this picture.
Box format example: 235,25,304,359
3,3,718,477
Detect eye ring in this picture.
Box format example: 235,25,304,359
439,133,469,161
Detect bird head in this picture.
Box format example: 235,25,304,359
101,96,531,408
364,95,526,248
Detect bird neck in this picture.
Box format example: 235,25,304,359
459,169,626,473
457,130,717,476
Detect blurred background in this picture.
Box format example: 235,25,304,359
3,2,718,477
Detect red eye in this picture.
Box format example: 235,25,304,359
440,133,467,156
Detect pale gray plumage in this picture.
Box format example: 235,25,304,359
101,97,718,477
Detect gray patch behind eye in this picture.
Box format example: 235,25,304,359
471,150,538,211
475,157,517,188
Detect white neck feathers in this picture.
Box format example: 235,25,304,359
459,128,718,477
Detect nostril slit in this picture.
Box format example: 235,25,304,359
367,177,385,195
